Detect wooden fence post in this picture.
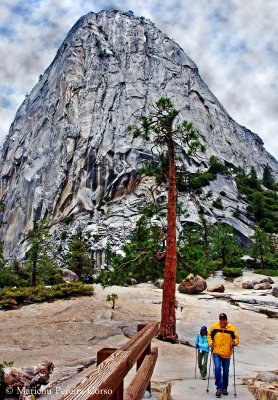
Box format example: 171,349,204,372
137,324,151,393
124,347,158,400
97,348,123,400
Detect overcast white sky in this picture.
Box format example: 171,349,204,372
0,0,277,159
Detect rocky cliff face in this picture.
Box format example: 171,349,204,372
0,10,277,262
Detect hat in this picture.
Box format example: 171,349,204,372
219,313,227,320
200,326,207,331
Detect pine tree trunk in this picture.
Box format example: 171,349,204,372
221,249,225,269
32,259,37,286
157,136,178,343
259,243,265,268
202,219,209,259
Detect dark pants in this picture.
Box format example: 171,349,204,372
198,350,209,378
213,353,230,390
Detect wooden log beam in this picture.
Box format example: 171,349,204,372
136,324,150,369
137,324,151,392
58,350,130,400
119,321,159,367
124,347,158,400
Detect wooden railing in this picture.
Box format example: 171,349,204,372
58,321,159,400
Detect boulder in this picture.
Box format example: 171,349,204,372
254,282,272,290
256,371,278,383
155,279,164,289
178,274,207,294
242,281,254,289
260,277,274,284
58,268,79,282
126,278,137,285
272,286,278,298
207,284,225,293
245,371,278,400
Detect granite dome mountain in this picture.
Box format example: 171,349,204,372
0,10,277,263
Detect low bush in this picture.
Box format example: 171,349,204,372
254,269,278,277
222,267,243,277
206,259,222,272
263,256,278,269
63,215,74,224
49,274,65,285
106,293,118,309
187,172,215,190
0,270,20,288
212,197,224,210
0,282,93,309
208,156,229,174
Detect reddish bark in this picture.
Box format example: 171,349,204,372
157,135,178,343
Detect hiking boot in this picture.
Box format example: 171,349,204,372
216,389,222,397
222,389,228,395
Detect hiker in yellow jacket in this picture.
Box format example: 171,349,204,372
207,313,239,398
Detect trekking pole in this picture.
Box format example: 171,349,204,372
195,348,198,379
233,347,237,397
206,350,213,393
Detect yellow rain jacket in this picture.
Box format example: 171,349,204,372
207,321,239,358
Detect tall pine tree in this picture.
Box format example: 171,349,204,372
129,97,205,342
65,228,93,280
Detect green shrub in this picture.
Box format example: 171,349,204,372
233,207,240,218
213,197,224,210
63,215,74,224
61,230,67,240
227,257,244,269
49,274,64,284
263,255,278,269
206,259,222,272
259,218,276,233
188,172,215,190
235,169,278,233
106,293,118,309
0,270,20,288
254,269,278,277
0,282,93,309
208,156,229,174
177,246,224,280
222,267,242,277
206,190,213,198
